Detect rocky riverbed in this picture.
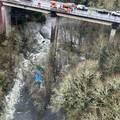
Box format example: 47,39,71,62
0,17,51,120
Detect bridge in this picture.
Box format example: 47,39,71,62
0,0,120,41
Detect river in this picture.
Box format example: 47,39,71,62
0,17,52,120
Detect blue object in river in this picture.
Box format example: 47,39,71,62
34,70,42,82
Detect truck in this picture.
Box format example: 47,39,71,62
50,0,76,13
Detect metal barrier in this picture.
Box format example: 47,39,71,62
2,0,120,24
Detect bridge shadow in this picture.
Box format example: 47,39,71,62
11,7,46,26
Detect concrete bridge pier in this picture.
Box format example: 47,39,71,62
50,12,59,43
109,23,119,42
1,6,11,37
109,29,116,42
45,16,59,107
50,16,59,81
0,2,4,34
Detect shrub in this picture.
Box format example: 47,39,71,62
29,12,46,24
51,60,99,120
98,43,120,77
0,73,5,87
112,52,120,73
51,60,120,120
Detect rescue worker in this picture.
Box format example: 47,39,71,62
34,69,43,88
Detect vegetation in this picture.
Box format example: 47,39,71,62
51,59,120,120
0,72,5,99
61,0,120,10
11,9,46,25
98,43,120,78
88,0,120,10
50,19,120,119
0,32,21,110
0,0,120,119
29,12,46,24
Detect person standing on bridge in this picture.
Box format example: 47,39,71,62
37,0,41,7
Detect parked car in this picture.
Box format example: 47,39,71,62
110,11,120,17
77,4,88,11
96,9,109,15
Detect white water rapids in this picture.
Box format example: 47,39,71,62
0,17,53,120
2,69,24,120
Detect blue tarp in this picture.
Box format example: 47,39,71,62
34,70,42,82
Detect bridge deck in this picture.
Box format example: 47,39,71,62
1,0,120,25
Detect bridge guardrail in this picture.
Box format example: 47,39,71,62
2,0,120,24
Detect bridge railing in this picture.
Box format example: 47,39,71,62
72,9,120,23
2,0,120,23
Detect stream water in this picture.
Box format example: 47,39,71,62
13,87,39,120
0,17,53,120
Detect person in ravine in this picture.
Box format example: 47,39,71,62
33,66,45,88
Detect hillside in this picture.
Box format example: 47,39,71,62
62,0,120,10
0,0,120,120
49,1,120,120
